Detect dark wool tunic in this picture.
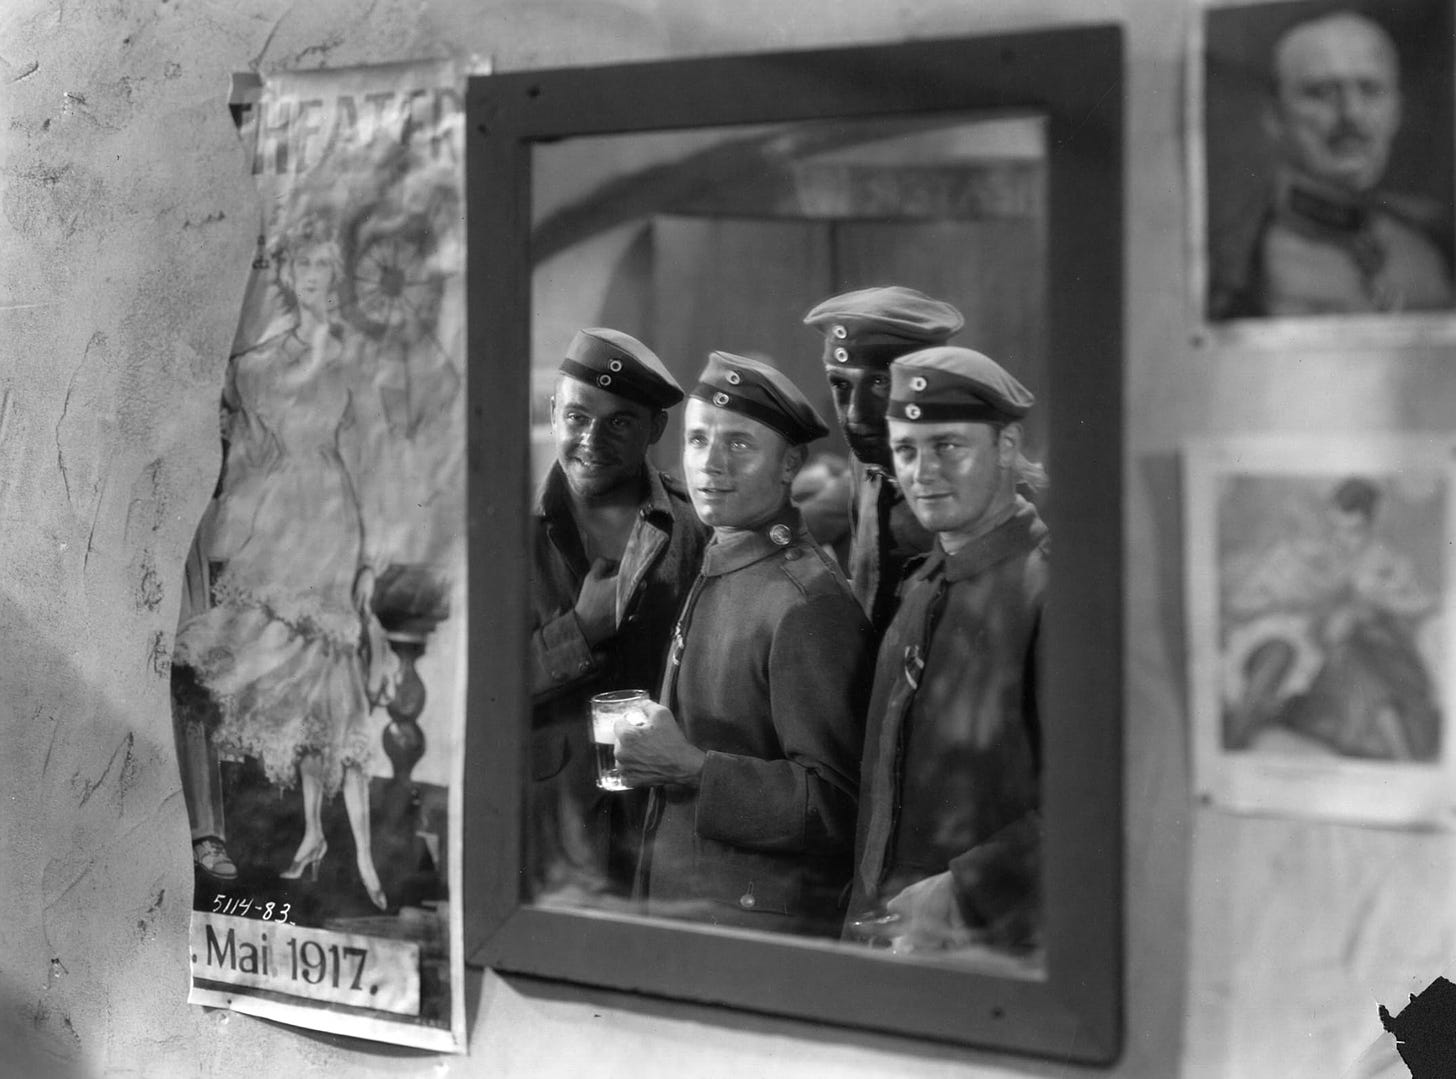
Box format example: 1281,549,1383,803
639,508,874,936
529,464,708,897
850,497,1047,951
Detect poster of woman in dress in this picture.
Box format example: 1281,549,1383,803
1185,435,1456,827
169,61,467,1050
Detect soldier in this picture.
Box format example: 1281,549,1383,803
530,327,709,902
802,286,964,634
847,346,1047,956
616,352,874,937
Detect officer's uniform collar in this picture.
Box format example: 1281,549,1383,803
701,504,806,577
1274,169,1373,235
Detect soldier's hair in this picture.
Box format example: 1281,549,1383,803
993,422,1049,493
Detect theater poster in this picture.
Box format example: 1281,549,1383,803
1184,435,1456,828
169,60,467,1050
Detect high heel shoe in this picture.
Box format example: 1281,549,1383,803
356,852,388,911
281,838,327,881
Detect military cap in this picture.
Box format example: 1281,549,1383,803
888,346,1034,424
691,351,830,445
803,285,964,369
560,327,683,410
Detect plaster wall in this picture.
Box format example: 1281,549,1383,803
1,1,1451,1077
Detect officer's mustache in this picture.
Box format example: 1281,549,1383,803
1325,121,1374,150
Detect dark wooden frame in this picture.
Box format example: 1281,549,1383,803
462,27,1124,1063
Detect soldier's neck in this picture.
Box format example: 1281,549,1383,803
938,495,1018,556
712,497,794,540
573,501,637,563
570,474,648,559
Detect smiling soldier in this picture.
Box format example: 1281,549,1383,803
530,327,708,903
848,346,1047,956
616,351,873,937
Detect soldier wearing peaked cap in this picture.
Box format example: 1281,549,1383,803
847,346,1048,957
529,327,709,901
614,351,874,937
803,285,964,635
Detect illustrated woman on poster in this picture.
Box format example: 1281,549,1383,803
175,212,396,910
1222,476,1441,760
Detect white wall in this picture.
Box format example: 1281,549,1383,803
2,0,1450,1076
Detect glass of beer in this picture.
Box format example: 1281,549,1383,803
590,689,650,791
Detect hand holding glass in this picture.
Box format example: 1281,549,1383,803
591,689,650,790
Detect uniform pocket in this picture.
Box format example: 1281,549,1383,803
692,836,799,916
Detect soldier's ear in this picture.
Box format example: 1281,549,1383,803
782,442,808,482
647,409,668,446
547,395,557,431
997,422,1023,467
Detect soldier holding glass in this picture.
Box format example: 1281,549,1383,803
615,352,873,937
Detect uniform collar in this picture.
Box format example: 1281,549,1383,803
700,504,805,577
533,461,571,520
1274,169,1371,235
639,468,677,523
917,496,1046,583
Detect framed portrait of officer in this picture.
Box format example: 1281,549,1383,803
1192,0,1456,340
461,28,1125,1063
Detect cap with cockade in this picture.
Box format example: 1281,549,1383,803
888,346,1034,424
560,327,683,410
691,351,830,445
803,285,965,369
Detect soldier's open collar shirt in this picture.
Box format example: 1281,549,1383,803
529,463,707,710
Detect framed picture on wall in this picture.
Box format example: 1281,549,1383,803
1184,434,1456,827
462,29,1124,1062
1188,0,1456,348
